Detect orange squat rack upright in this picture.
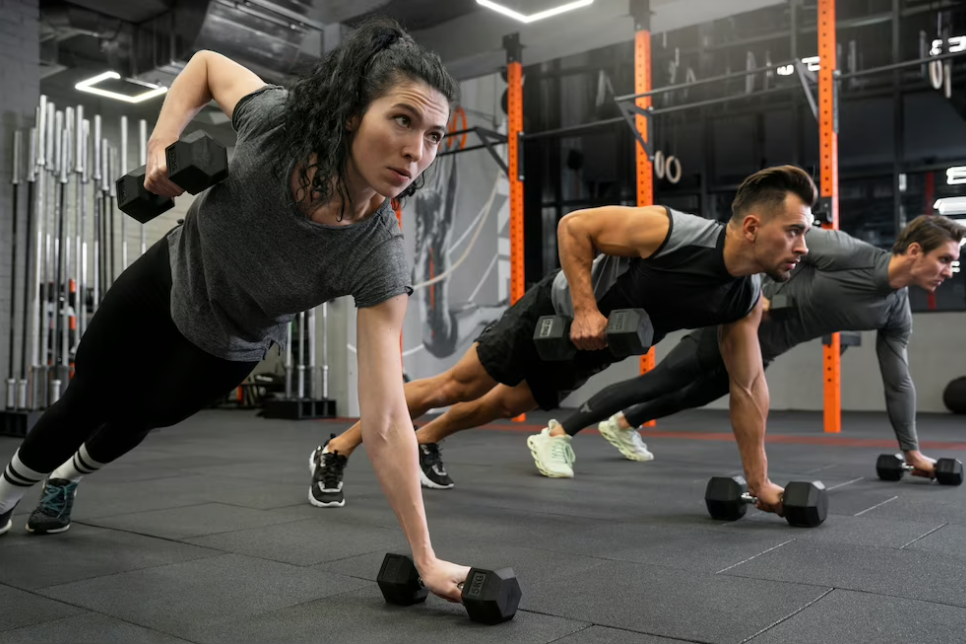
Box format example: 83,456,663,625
505,34,526,422
818,0,842,433
632,0,656,427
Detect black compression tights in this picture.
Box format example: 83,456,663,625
15,235,257,474
622,369,731,428
560,333,722,436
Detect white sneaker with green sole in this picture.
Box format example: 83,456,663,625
598,414,655,462
527,421,576,478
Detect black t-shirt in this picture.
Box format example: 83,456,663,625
550,207,760,343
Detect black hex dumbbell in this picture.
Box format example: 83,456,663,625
768,293,796,311
875,453,964,486
116,167,174,224
377,552,428,606
821,331,862,355
705,475,828,528
377,553,522,625
116,130,229,224
606,308,654,357
461,565,523,625
533,308,654,361
532,316,575,361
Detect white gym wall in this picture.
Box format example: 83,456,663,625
562,310,966,416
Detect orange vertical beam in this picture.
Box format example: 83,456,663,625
818,0,841,434
507,60,525,305
506,33,526,422
634,8,656,427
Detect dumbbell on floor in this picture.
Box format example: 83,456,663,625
705,476,828,527
533,308,654,361
377,553,522,625
875,453,964,486
116,130,229,224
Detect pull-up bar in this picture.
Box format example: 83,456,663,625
439,126,510,176
521,118,624,142
525,48,965,161
839,49,965,80
614,59,797,103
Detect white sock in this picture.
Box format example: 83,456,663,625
50,443,105,483
0,449,48,513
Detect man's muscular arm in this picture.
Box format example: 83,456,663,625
718,299,784,514
556,206,669,351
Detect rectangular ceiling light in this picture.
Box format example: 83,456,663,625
802,56,821,71
476,0,594,24
75,71,168,104
947,166,966,185
934,197,966,229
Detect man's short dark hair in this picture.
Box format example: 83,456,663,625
893,215,965,255
730,165,818,222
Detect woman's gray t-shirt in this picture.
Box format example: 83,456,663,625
166,85,412,361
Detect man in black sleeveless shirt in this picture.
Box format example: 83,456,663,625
318,166,816,517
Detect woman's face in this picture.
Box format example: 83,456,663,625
348,79,450,198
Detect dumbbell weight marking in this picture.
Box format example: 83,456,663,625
461,566,521,625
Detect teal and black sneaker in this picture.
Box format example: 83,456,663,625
26,478,78,535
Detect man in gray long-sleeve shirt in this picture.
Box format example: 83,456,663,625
547,215,964,478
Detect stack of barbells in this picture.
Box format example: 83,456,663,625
2,96,150,415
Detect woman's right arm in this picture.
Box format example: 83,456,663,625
146,50,265,197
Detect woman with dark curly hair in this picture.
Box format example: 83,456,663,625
0,18,471,600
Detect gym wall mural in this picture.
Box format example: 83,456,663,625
402,73,511,379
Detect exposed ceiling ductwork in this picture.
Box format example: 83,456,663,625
41,0,336,86
41,0,484,89
182,0,322,84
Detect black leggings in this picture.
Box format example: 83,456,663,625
560,329,733,436
623,365,730,428
17,234,257,474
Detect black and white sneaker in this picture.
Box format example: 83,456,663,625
418,443,454,489
308,435,347,508
0,501,18,535
26,478,78,534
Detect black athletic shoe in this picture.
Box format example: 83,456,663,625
0,502,18,535
418,443,454,489
308,435,347,508
26,479,78,535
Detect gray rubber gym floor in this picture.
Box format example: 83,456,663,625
1,409,965,644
